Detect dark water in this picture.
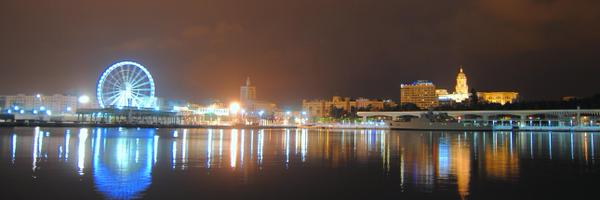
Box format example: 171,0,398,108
0,127,599,200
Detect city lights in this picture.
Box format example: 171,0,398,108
229,102,240,114
78,95,90,104
2,2,600,199
96,61,155,108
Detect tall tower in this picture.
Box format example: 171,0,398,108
455,66,468,95
240,76,256,102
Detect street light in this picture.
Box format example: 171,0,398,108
78,95,90,104
229,102,240,114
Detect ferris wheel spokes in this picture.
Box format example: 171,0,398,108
97,61,156,109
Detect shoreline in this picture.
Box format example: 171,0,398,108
0,122,297,129
1,122,599,132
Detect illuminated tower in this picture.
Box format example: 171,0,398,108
455,66,468,95
240,76,256,102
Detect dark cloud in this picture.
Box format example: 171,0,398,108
1,0,599,106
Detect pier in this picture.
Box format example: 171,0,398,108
358,109,600,131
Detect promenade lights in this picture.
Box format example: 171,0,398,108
229,102,241,125
529,116,533,126
78,95,90,104
301,111,307,125
229,102,240,115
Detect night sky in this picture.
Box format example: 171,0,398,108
1,0,600,106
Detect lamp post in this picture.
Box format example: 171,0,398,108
229,102,240,125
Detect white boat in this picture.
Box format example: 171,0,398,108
387,115,492,131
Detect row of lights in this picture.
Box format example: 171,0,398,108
5,94,91,115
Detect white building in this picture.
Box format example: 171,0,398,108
438,67,470,103
0,94,79,115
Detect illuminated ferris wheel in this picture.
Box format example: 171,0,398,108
97,61,156,108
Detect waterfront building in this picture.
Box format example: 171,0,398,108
437,67,470,103
477,92,519,105
356,97,385,110
173,101,232,125
239,77,277,113
240,77,256,102
302,96,389,118
436,89,449,96
274,110,308,125
0,94,78,114
562,96,578,101
400,80,439,109
455,67,468,95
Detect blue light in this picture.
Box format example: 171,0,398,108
14,106,19,110
20,110,24,114
7,110,11,114
92,129,153,199
40,106,46,111
46,110,52,115
33,110,38,114
97,61,156,109
66,106,72,112
154,106,160,111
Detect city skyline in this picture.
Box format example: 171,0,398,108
2,0,600,106
2,1,600,199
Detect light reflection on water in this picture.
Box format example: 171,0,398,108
0,128,599,199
